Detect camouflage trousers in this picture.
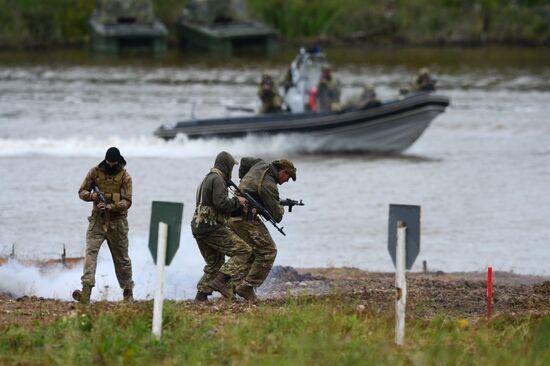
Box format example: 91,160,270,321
228,217,277,288
81,215,134,290
194,226,252,294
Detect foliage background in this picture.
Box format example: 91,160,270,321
0,0,548,49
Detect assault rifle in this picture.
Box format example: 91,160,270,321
227,179,286,236
93,186,108,211
279,198,304,212
93,186,110,231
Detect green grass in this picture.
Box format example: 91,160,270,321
1,297,549,365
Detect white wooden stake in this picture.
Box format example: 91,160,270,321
152,222,168,339
395,221,407,346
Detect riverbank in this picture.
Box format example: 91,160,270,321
2,266,549,323
249,0,550,47
1,267,549,364
0,0,548,50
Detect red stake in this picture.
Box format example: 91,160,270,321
487,266,493,320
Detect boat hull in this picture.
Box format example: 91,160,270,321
154,93,450,153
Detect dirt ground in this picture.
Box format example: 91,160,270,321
1,266,549,328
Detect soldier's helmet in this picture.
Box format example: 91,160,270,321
272,159,296,181
361,83,376,98
261,73,275,87
261,73,273,82
419,67,430,76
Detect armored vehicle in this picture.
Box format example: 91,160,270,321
89,0,168,54
177,0,278,56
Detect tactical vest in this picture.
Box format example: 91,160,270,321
96,169,124,203
192,169,228,227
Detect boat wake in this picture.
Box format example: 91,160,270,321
0,133,417,158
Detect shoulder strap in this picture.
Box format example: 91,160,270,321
197,169,225,205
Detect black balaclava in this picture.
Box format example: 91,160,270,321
104,147,122,175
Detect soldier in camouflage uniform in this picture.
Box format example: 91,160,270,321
228,159,297,301
403,67,437,95
72,147,134,304
258,73,283,114
411,67,437,92
191,151,252,301
316,65,341,112
343,83,381,111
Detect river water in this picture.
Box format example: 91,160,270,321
0,48,549,300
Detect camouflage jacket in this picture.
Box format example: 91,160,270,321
239,159,284,223
258,83,283,113
316,77,341,112
78,160,132,219
191,152,240,237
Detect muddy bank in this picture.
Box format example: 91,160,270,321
260,267,550,319
1,266,549,328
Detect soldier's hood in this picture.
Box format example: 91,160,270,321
239,157,263,179
98,157,126,174
213,151,237,178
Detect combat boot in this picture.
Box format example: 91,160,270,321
210,272,231,298
123,289,134,303
194,291,210,302
235,284,258,303
72,284,92,304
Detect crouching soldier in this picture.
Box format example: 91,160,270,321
73,147,134,304
229,158,297,302
191,151,252,301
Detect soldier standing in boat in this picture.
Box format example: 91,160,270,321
228,158,297,302
316,65,342,112
73,147,134,304
191,151,253,301
258,73,283,113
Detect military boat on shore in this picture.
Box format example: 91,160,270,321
177,0,278,56
89,0,168,54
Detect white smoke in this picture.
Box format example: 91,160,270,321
0,235,205,301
